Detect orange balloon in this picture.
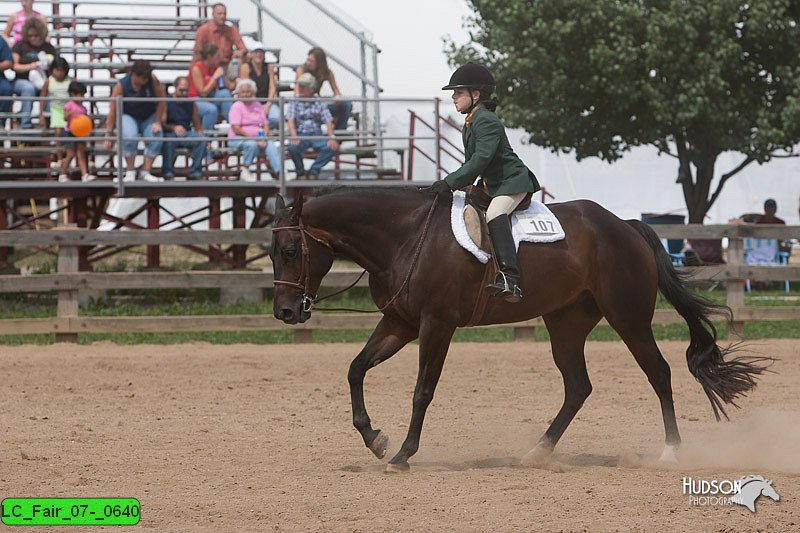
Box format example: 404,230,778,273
70,114,93,137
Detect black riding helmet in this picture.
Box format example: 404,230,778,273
442,63,496,90
442,63,496,114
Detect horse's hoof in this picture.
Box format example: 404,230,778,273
385,461,410,473
658,444,679,463
368,430,389,459
520,444,552,467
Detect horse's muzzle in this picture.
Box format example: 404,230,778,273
274,306,310,324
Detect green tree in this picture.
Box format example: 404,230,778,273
446,0,800,222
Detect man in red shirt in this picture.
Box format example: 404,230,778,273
193,3,246,66
755,198,786,224
755,198,791,254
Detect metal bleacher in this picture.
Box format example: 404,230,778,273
1,0,271,181
47,3,256,95
1,0,392,180
0,0,398,269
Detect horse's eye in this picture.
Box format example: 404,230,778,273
282,245,298,260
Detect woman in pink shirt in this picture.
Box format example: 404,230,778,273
227,79,280,181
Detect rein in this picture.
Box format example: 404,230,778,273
272,199,439,313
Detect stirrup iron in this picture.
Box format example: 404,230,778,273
485,271,522,303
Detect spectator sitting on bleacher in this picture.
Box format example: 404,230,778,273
3,0,47,46
295,47,352,135
189,43,232,131
286,73,339,180
38,56,71,134
11,17,54,129
104,60,165,182
0,35,12,118
59,81,95,183
227,78,280,182
193,3,246,69
238,41,279,129
161,76,205,181
756,198,791,255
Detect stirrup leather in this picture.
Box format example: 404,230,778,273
485,214,523,303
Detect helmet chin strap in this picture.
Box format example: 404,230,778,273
461,89,479,115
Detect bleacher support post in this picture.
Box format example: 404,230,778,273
147,200,160,268
232,198,247,268
208,198,225,264
219,197,261,305
0,199,18,273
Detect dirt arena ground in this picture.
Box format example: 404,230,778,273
1,339,798,532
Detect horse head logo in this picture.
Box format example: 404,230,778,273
730,475,780,513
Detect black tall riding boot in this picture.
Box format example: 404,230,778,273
485,214,522,303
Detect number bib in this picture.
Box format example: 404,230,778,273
515,213,560,236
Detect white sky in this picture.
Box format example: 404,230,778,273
326,0,472,97
322,0,799,222
14,0,797,222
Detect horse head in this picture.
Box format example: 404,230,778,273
271,193,335,324
733,475,781,512
760,479,780,502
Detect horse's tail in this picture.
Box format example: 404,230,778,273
625,219,773,421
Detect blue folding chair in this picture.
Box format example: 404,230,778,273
743,238,790,292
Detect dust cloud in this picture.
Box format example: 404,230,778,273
678,410,800,474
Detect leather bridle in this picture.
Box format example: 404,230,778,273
271,218,333,313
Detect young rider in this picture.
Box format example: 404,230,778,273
431,64,540,303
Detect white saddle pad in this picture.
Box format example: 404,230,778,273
450,190,565,264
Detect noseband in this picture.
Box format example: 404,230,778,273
272,218,333,313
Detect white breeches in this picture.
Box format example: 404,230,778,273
486,192,528,222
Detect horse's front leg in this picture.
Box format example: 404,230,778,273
348,315,418,459
386,317,456,471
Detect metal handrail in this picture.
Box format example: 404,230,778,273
0,94,452,189
407,99,465,180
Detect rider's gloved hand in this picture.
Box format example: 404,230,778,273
430,180,453,201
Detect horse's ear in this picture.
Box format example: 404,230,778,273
289,192,304,223
275,194,286,212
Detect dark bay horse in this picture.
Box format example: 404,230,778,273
271,188,768,471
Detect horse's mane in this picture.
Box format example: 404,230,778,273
739,475,768,485
310,186,432,200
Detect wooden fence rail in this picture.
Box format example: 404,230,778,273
0,224,797,342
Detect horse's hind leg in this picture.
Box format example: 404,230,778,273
600,297,681,461
348,315,418,459
522,296,601,466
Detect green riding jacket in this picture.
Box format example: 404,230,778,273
443,105,540,197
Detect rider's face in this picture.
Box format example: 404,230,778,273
452,88,478,113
